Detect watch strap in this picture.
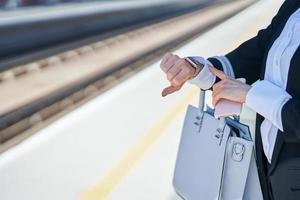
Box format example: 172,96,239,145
184,57,204,79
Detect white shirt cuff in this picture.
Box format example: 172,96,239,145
245,80,292,131
187,57,216,90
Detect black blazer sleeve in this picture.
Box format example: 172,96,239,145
207,0,290,85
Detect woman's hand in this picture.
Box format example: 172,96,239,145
160,52,202,97
210,67,252,107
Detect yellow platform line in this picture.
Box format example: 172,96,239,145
81,87,198,200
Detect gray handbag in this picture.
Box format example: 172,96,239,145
173,90,263,200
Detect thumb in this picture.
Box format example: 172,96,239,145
161,85,182,97
209,66,228,80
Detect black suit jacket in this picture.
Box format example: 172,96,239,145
207,1,300,199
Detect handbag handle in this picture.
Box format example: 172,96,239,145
199,89,240,121
198,89,206,114
198,89,240,132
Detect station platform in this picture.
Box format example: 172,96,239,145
0,0,284,200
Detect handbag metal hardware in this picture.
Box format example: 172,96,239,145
232,143,245,162
215,118,226,146
194,112,204,132
215,128,224,146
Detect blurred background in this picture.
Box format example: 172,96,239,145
0,0,283,199
0,0,145,9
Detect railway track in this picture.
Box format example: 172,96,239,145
0,0,212,71
0,0,256,152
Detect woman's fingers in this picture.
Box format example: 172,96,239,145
213,79,227,91
160,53,171,70
213,78,238,92
212,78,251,105
161,84,182,97
160,52,203,97
161,56,196,97
162,68,189,96
209,67,248,105
209,66,228,80
171,67,193,87
212,87,227,106
160,53,179,73
166,62,182,82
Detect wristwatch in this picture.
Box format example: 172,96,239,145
184,57,205,79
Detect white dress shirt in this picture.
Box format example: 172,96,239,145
188,8,300,163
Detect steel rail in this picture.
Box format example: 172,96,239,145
0,0,216,72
